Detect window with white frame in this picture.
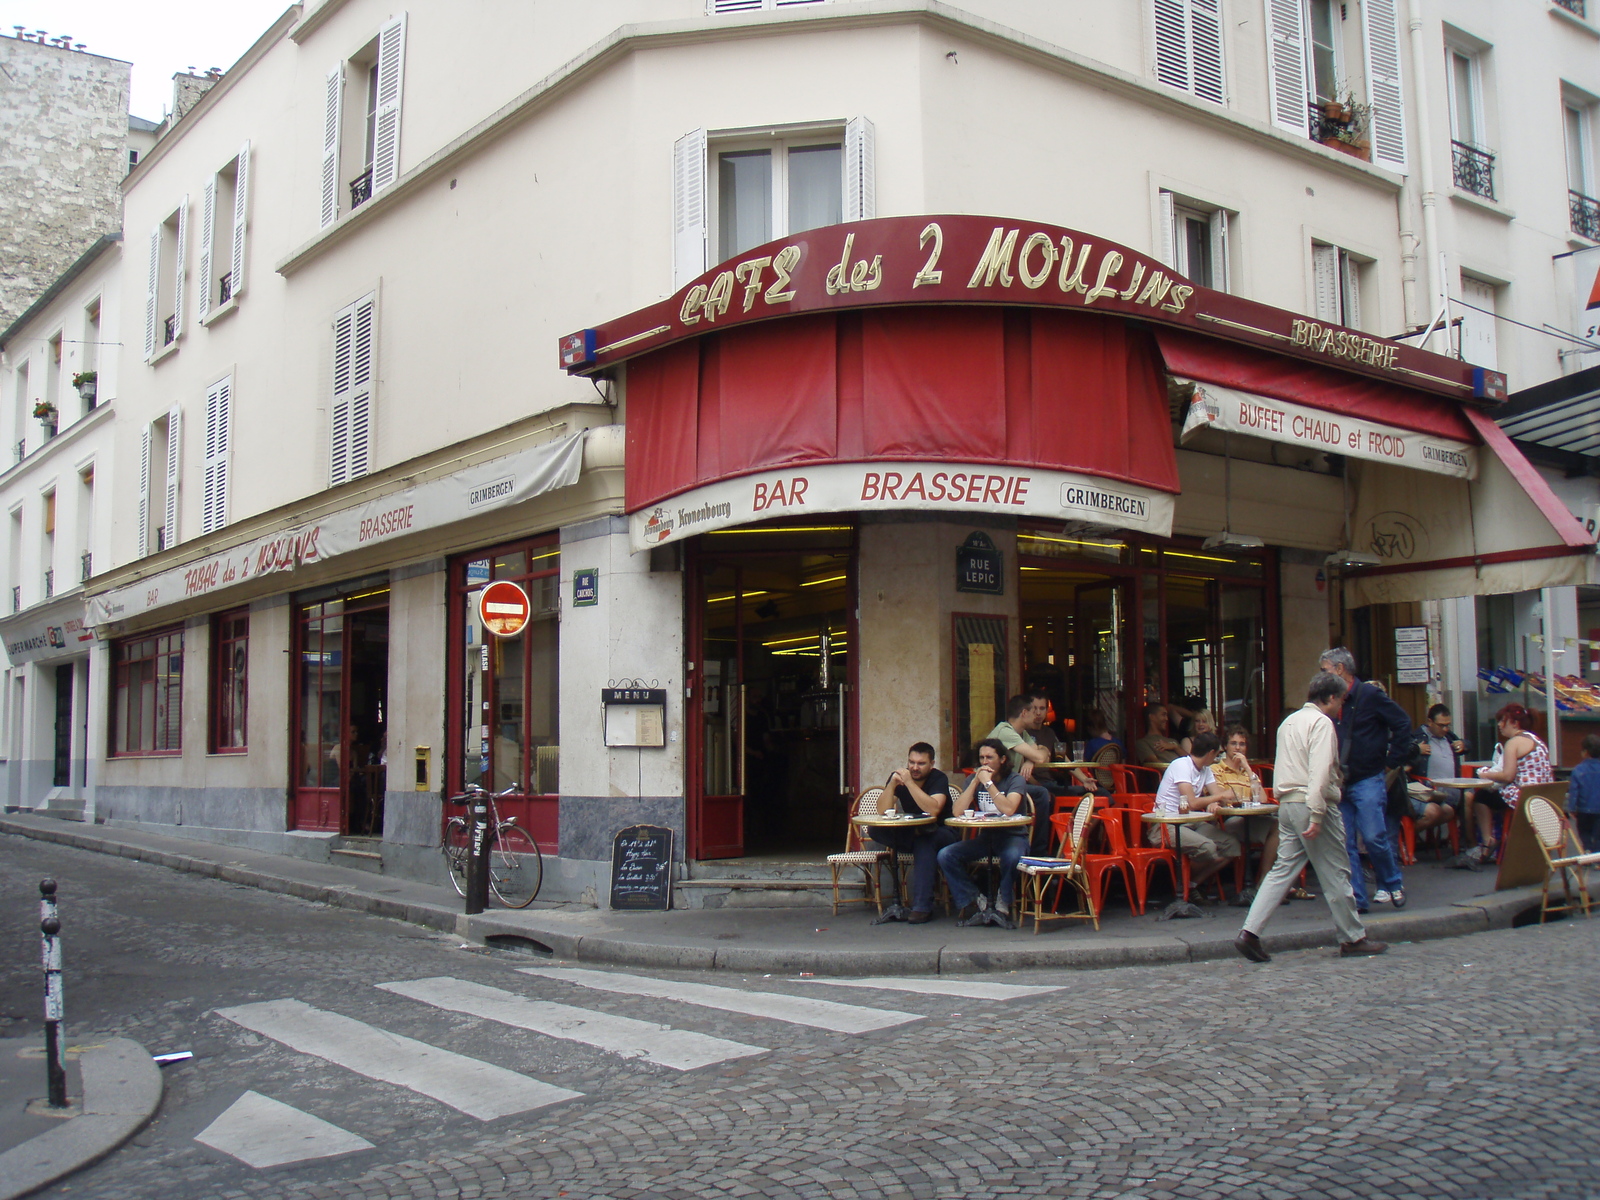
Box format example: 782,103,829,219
1456,275,1499,370
673,118,874,289
201,376,232,534
1446,43,1494,199
1311,242,1367,329
1158,192,1231,292
11,361,27,463
330,295,375,486
144,199,188,361
1153,0,1225,105
706,0,828,13
76,465,93,584
198,143,251,322
80,298,101,415
321,15,406,228
138,407,181,556
1566,96,1600,240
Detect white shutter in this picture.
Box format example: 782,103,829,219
171,197,188,342
1153,0,1190,93
1339,252,1362,329
143,227,160,361
137,425,151,556
163,405,181,551
1459,277,1498,370
371,14,407,194
196,177,216,323
1362,0,1407,170
230,141,250,299
709,0,764,10
1157,191,1176,268
844,115,876,222
1189,0,1224,104
330,304,353,485
1265,0,1310,136
202,377,231,534
672,128,708,289
321,64,343,228
330,294,376,486
1208,208,1229,292
1311,243,1340,322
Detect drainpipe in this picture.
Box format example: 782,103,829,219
1407,0,1447,353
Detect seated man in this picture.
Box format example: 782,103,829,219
1407,703,1467,837
1212,724,1279,894
937,739,1033,927
1147,731,1240,893
1133,701,1184,767
986,693,1060,852
874,742,960,924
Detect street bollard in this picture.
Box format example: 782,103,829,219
464,795,490,915
39,878,67,1108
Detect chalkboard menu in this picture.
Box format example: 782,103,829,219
610,824,674,910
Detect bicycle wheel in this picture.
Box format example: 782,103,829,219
442,817,471,897
488,823,543,908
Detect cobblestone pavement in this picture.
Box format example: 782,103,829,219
4,834,1598,1200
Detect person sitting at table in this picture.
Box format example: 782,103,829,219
1133,701,1184,767
874,742,961,924
1405,704,1468,838
937,739,1033,927
1474,703,1555,862
1084,710,1120,760
987,694,1063,852
1178,709,1217,757
1212,724,1279,895
1148,731,1240,892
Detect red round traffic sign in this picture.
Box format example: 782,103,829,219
477,580,532,638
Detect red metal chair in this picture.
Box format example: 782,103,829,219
1048,809,1135,914
1106,797,1177,914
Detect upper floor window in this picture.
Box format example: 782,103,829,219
321,15,406,228
1159,191,1231,292
1567,98,1600,240
330,294,376,486
1153,0,1224,105
1446,44,1494,199
1311,242,1367,329
138,407,181,557
144,199,188,361
198,143,251,323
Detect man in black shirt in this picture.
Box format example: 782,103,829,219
874,742,960,923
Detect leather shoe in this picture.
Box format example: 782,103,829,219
1390,888,1406,910
907,909,933,924
1233,930,1270,963
1339,937,1389,957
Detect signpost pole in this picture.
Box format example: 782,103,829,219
39,878,67,1108
465,797,490,915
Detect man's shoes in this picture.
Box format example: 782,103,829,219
954,902,978,923
1340,937,1389,957
908,909,933,924
1233,930,1271,963
1356,905,1369,915
1390,888,1406,909
1373,889,1392,904
974,894,990,913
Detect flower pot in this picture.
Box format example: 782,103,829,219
76,381,97,404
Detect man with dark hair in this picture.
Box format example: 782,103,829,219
1407,703,1469,837
1235,671,1387,961
875,743,959,924
987,694,1054,852
1149,730,1239,890
1318,646,1413,912
938,738,1033,927
1133,701,1183,766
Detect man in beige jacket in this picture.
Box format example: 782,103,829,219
1234,672,1388,962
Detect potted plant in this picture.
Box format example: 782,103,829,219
71,371,97,404
32,400,56,422
1316,92,1372,161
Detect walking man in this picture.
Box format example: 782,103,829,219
1235,672,1388,962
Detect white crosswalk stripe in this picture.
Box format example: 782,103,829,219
792,976,1063,1001
214,998,582,1120
195,1090,374,1168
518,966,921,1033
377,976,768,1070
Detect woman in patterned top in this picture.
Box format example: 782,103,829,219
1473,703,1554,860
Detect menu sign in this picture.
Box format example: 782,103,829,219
610,824,673,911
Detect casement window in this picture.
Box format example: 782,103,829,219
1153,0,1224,106
76,466,93,584
81,300,101,414
45,333,62,422
673,118,873,288
138,407,182,556
210,608,248,753
201,376,231,534
1446,45,1494,199
706,0,828,12
1311,242,1366,328
1158,192,1231,292
330,294,375,486
144,199,188,361
11,361,28,460
321,14,406,228
1566,97,1600,239
41,490,55,600
1456,275,1499,370
197,143,250,322
111,626,183,756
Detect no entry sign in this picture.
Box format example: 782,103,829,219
477,580,531,638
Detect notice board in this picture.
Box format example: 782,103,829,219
610,824,674,910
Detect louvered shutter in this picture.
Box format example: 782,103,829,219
171,198,188,342
371,15,407,195
330,304,354,485
709,0,764,10
202,377,231,534
1265,0,1309,136
1153,0,1191,93
1157,191,1176,268
1189,0,1224,104
1311,243,1340,322
1208,209,1229,292
1362,0,1407,170
321,65,343,228
844,116,875,222
143,228,160,361
163,405,181,551
196,178,216,323
672,128,708,289
330,294,376,486
1339,252,1362,329
231,141,250,298
137,425,151,556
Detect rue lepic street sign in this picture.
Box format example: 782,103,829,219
957,532,1004,595
478,580,531,638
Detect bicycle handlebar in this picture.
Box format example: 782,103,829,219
445,783,525,805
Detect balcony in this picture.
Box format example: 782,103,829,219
349,167,373,210
1553,0,1586,15
13,439,23,465
43,569,52,600
219,271,233,304
1573,190,1600,241
10,586,18,614
1451,141,1495,201
162,314,176,346
80,552,92,583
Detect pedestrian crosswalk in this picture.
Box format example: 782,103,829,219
201,965,1049,1171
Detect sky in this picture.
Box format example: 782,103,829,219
2,0,294,121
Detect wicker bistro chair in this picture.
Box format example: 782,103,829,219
1091,742,1124,792
1526,796,1600,924
1016,794,1100,934
827,787,891,915
885,785,961,913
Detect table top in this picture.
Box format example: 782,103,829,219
1047,761,1098,770
853,813,936,827
947,813,1032,829
1141,810,1218,825
1215,804,1279,817
1430,777,1496,789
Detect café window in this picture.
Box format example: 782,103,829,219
210,608,248,752
112,626,184,755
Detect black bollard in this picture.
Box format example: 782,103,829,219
464,796,490,915
39,879,66,1108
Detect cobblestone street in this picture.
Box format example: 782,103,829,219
4,834,1597,1200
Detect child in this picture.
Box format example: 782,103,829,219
1568,734,1600,854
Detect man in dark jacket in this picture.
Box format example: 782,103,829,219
1318,647,1413,911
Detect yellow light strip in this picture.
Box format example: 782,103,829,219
1021,535,1126,550
800,574,847,587
707,527,853,534
707,590,769,605
1165,551,1246,565
762,629,847,647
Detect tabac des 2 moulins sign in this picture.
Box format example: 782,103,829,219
610,824,673,911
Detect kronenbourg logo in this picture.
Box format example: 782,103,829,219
643,508,674,544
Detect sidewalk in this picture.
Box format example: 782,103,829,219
1,813,1554,976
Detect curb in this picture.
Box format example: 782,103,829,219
2,818,1553,975
0,1038,163,1200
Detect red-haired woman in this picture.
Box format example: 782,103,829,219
1472,704,1554,860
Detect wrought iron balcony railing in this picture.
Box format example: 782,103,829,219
81,552,92,582
162,314,177,346
219,271,233,304
1553,0,1586,16
11,586,19,614
13,439,24,465
43,569,53,600
1572,190,1600,241
349,167,373,209
1451,140,1495,200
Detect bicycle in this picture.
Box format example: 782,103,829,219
442,783,543,908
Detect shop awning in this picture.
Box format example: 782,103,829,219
0,596,99,667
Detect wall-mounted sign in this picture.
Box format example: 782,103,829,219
1394,624,1430,685
957,532,1004,595
573,568,598,607
478,580,531,638
603,686,667,748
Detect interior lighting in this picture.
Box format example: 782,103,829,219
707,590,769,604
1024,535,1127,550
800,574,848,587
1166,550,1250,565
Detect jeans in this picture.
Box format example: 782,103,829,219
1342,773,1402,908
938,830,1028,910
874,825,960,912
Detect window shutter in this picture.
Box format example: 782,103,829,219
371,14,407,195
1153,0,1191,93
844,116,875,222
197,178,216,323
231,141,250,298
1189,0,1224,104
143,227,160,362
321,65,343,228
330,294,376,486
1157,190,1176,268
137,425,151,556
1311,243,1340,322
1362,0,1407,170
1265,0,1309,136
1155,0,1223,104
202,377,231,534
171,197,188,341
1339,252,1362,329
709,0,765,10
672,128,708,290
330,303,353,485
1208,208,1229,292
163,405,181,551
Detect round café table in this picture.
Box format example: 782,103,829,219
1141,810,1219,902
853,813,935,922
1214,803,1279,887
946,813,1032,927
